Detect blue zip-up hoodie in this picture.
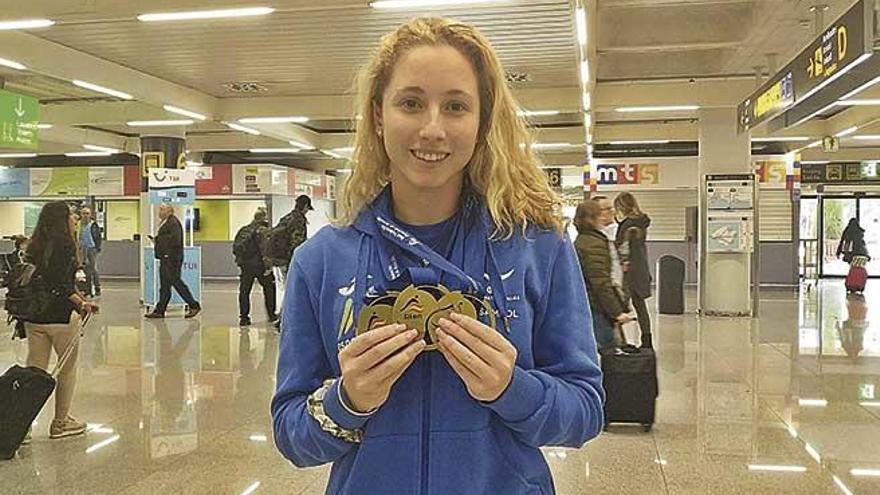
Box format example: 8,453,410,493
272,199,604,495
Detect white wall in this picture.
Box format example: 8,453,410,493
228,200,269,239
0,202,26,237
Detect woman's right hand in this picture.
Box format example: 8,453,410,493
339,323,425,413
616,313,635,324
81,301,100,315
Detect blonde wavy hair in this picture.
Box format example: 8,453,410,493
337,17,563,238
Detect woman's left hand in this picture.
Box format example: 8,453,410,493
436,313,517,403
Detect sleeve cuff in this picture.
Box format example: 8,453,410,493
483,366,545,423
323,379,374,430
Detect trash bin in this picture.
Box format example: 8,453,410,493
657,255,685,314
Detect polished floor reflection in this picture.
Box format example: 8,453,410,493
1,279,879,494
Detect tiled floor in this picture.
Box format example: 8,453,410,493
1,279,879,494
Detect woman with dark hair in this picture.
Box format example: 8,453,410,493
22,201,99,442
837,218,870,263
614,192,654,349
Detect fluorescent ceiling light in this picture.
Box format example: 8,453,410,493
798,398,828,407
804,443,821,464
801,52,873,104
332,147,355,153
83,144,120,153
249,434,268,442
36,124,52,129
127,120,194,127
288,139,315,150
616,105,699,113
370,0,503,8
238,116,309,124
584,113,592,128
517,110,561,117
747,464,807,473
837,98,880,106
801,161,829,164
240,482,262,495
185,160,203,167
853,135,880,140
582,92,592,111
72,80,133,100
575,7,587,47
0,57,26,70
610,140,671,145
85,434,120,454
0,19,55,30
835,126,858,137
860,401,880,407
0,153,37,158
532,142,576,150
580,61,590,84
322,150,344,159
226,123,261,135
751,136,810,142
841,75,880,101
833,475,855,495
249,148,302,153
66,151,112,157
805,140,822,149
851,468,880,477
138,7,275,22
163,105,206,120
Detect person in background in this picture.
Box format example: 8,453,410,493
614,192,654,349
145,203,201,319
233,208,278,327
837,217,870,264
272,194,313,281
22,201,99,443
574,200,634,352
271,17,604,495
78,206,102,297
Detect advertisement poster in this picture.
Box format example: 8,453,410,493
0,167,30,197
706,178,754,210
594,163,660,185
88,167,125,196
707,216,754,253
30,167,89,196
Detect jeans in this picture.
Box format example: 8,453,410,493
239,266,277,319
81,247,101,295
591,310,616,351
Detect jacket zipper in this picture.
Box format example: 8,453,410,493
421,355,432,494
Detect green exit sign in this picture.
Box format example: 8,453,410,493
0,88,39,150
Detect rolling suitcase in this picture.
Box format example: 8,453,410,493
0,314,88,460
845,265,867,293
601,336,658,432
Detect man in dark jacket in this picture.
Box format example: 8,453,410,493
271,194,313,279
573,200,633,351
146,203,201,319
78,207,103,297
234,208,277,327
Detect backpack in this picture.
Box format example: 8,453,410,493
4,261,54,339
232,225,261,265
261,223,292,266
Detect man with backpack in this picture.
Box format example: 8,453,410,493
262,194,313,281
234,208,277,327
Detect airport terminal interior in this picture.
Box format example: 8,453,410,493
1,1,880,494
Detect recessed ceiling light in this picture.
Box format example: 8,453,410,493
0,153,37,158
370,0,503,8
238,116,309,124
751,136,810,142
747,464,807,473
615,105,700,112
127,120,194,126
72,80,133,100
225,123,261,135
82,144,120,153
163,105,207,121
0,57,26,70
137,7,275,22
0,19,55,30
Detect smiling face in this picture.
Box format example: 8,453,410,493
376,44,481,202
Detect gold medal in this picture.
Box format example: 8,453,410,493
356,303,394,336
464,294,497,331
425,292,477,348
391,285,438,348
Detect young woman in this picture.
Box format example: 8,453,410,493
24,201,99,441
614,192,654,349
272,17,604,495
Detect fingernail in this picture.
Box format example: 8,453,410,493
438,318,450,327
396,324,408,331
406,329,418,338
450,312,461,320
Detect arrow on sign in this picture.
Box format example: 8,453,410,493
14,98,25,118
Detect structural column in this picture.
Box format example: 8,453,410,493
697,108,756,316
